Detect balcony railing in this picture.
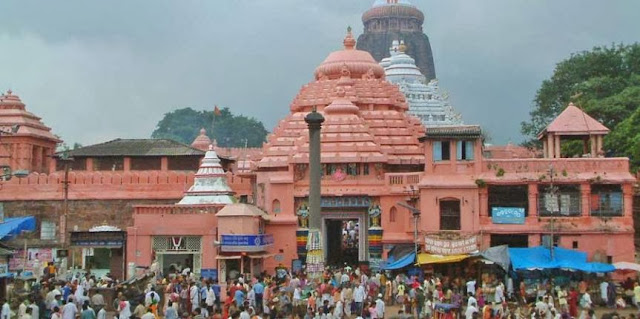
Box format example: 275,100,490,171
386,172,421,186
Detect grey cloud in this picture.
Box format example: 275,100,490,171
0,0,638,145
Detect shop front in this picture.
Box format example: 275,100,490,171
218,234,274,282
152,236,202,275
70,226,126,280
216,204,273,283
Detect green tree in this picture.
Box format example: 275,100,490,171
520,43,640,171
151,107,269,148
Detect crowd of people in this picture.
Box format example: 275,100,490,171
2,262,640,319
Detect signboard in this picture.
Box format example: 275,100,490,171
70,231,126,247
424,236,477,255
220,234,274,252
200,268,218,281
9,248,54,272
492,207,526,224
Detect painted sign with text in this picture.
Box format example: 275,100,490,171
424,236,477,255
491,207,526,224
220,234,274,252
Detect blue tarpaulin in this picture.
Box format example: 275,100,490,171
509,246,614,273
383,252,416,270
0,216,36,240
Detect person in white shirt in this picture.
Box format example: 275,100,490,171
600,281,609,306
466,280,477,296
465,302,478,319
468,293,477,308
140,308,155,319
18,300,28,319
29,301,39,319
354,284,366,315
97,307,106,319
189,283,200,312
1,300,12,319
62,299,78,319
375,294,385,319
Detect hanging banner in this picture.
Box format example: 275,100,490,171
424,235,477,255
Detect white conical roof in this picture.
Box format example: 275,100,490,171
177,146,235,205
382,41,463,127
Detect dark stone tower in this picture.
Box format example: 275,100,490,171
356,0,436,80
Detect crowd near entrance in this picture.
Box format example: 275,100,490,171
325,219,359,266
322,212,367,266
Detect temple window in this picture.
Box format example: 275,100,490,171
168,157,200,171
456,140,474,160
488,185,529,217
272,199,281,214
40,220,56,240
538,184,581,216
347,163,358,176
131,157,161,170
590,184,623,216
390,206,397,223
432,141,451,161
56,158,87,171
362,163,369,175
440,199,461,230
93,157,124,171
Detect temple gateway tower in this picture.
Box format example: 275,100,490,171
357,0,436,80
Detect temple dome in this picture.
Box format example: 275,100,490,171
191,128,212,151
0,90,26,110
314,28,385,81
363,1,424,25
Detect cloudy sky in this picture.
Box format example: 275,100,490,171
1,1,638,145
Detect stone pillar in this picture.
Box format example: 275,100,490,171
304,110,325,231
547,135,554,158
554,134,561,158
86,158,94,172
580,183,591,217
596,135,603,156
478,188,488,217
160,157,169,171
623,184,633,217
542,139,548,159
528,183,538,217
590,136,597,157
123,157,131,171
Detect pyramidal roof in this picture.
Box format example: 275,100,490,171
539,103,609,139
177,146,235,205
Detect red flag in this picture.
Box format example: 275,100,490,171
214,105,221,116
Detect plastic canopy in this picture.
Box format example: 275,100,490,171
509,246,614,273
0,216,36,240
383,252,415,270
613,262,640,272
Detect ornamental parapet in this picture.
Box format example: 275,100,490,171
134,204,221,215
481,158,633,182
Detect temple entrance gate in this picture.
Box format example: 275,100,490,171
322,212,367,265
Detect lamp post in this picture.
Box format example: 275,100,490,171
398,199,421,260
58,152,74,247
545,166,559,259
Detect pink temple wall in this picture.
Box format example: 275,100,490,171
0,171,252,201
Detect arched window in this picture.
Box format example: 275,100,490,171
272,199,281,214
390,206,397,223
